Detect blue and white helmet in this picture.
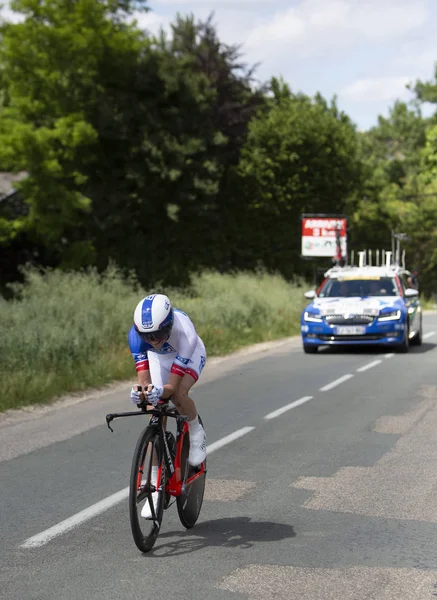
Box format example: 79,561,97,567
133,294,174,342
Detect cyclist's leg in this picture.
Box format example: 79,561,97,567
172,340,207,466
171,338,206,418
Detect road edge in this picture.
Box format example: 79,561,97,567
0,335,301,427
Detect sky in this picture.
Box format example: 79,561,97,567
1,0,437,131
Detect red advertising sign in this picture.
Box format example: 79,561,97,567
301,216,347,258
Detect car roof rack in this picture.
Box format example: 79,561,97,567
324,248,409,278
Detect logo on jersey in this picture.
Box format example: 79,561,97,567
176,354,190,365
199,356,206,373
153,342,176,354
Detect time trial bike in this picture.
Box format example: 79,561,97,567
106,393,207,553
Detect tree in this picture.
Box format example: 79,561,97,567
353,91,437,294
359,100,428,189
0,0,150,268
0,6,266,286
228,83,363,277
349,98,432,261
146,14,266,275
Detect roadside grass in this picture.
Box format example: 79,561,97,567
419,296,437,311
0,266,307,412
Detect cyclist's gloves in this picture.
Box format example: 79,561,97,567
130,385,142,404
146,385,164,406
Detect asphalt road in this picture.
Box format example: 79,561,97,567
2,313,437,600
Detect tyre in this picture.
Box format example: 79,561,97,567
129,428,165,553
303,344,318,354
396,326,410,353
176,417,207,529
410,317,423,346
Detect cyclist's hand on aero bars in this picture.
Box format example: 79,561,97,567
130,385,143,404
146,384,164,406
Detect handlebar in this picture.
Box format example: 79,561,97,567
105,398,189,432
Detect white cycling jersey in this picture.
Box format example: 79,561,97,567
128,308,206,383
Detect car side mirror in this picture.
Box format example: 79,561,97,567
404,288,419,298
304,290,316,300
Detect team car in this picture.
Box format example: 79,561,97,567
300,261,422,354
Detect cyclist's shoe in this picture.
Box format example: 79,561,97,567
188,425,207,466
141,492,159,519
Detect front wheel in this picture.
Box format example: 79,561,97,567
396,327,410,353
129,428,165,553
176,419,207,529
411,317,423,346
303,344,318,354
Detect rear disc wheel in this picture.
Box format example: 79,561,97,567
176,419,207,529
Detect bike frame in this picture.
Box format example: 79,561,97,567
106,401,206,498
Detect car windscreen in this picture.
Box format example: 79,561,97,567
318,277,399,298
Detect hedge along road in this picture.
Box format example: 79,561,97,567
1,313,437,600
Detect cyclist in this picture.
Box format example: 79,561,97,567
128,294,207,519
128,293,207,465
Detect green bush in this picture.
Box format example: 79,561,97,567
0,266,307,412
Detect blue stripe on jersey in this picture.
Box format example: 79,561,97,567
128,325,152,354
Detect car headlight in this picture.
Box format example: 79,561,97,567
304,311,323,323
378,309,401,321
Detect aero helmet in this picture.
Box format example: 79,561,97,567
133,294,173,342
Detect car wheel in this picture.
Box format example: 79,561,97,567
410,314,423,346
396,327,410,353
303,344,318,354
411,328,423,346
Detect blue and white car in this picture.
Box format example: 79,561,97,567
300,265,422,354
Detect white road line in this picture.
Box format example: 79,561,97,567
264,396,313,420
21,426,255,549
21,488,129,548
384,353,395,359
319,374,354,392
357,359,382,373
205,427,255,453
424,331,436,339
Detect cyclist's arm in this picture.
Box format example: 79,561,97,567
137,365,152,389
128,325,152,391
160,372,183,400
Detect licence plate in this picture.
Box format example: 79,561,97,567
335,326,366,335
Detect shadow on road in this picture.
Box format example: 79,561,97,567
410,342,437,354
148,516,296,557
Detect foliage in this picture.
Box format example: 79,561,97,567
229,78,363,277
0,266,307,411
352,72,437,293
1,0,437,409
0,4,266,287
